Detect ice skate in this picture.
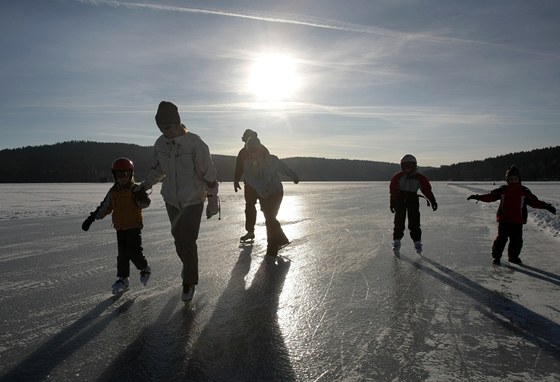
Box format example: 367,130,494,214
140,265,151,286
239,232,255,243
509,257,523,265
392,240,401,255
182,284,196,302
112,277,129,294
492,258,501,266
414,241,423,254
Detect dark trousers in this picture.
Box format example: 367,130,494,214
392,195,421,242
166,203,203,286
492,222,523,261
259,191,289,256
116,228,148,278
244,183,258,233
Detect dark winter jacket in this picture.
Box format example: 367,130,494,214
389,171,436,206
94,182,144,230
477,183,551,224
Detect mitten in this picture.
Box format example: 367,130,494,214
467,195,480,201
206,182,220,219
545,203,556,215
234,181,241,192
133,186,151,209
431,201,438,211
82,214,95,231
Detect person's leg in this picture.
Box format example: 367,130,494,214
260,192,287,255
393,199,406,241
492,222,508,262
116,230,130,278
507,223,524,262
126,228,148,271
407,197,422,242
244,183,258,234
166,203,204,285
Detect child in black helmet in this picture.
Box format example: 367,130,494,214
467,165,556,265
389,154,438,255
82,157,152,294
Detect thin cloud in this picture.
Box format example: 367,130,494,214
75,0,543,56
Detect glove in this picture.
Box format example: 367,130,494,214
133,185,151,209
234,181,241,192
133,183,146,194
545,203,556,214
82,214,95,231
467,195,480,201
206,182,220,219
390,204,395,213
431,201,438,211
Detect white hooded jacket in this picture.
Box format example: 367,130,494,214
143,130,217,209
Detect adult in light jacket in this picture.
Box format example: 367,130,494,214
136,101,219,301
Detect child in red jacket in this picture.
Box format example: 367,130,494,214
467,165,556,265
390,154,438,255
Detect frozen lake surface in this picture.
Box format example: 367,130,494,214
1,182,559,381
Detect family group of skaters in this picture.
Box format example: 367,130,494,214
82,101,557,301
82,101,298,300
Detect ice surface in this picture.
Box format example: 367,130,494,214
0,182,559,381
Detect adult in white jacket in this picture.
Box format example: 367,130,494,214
138,101,219,301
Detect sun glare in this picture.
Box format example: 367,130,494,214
247,54,301,103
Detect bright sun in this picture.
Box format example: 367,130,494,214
247,54,300,102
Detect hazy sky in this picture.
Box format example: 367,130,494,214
1,0,559,166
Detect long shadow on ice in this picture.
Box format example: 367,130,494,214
0,295,131,382
511,264,560,287
96,295,200,381
403,256,560,360
184,248,296,382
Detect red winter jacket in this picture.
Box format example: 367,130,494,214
389,171,436,205
478,183,550,224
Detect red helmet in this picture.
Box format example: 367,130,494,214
400,154,417,172
112,157,134,172
111,157,134,181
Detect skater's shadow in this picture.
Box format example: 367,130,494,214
184,248,296,381
401,255,560,360
1,295,132,381
507,264,560,287
96,295,201,381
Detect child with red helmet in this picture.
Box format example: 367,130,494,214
82,157,152,294
389,154,438,255
467,165,556,265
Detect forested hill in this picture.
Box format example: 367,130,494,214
424,146,560,181
0,141,558,182
0,141,399,182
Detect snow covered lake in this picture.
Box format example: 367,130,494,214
1,182,559,381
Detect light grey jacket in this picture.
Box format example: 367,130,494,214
143,131,217,209
243,154,298,199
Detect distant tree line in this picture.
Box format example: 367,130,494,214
423,146,560,181
0,141,558,182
